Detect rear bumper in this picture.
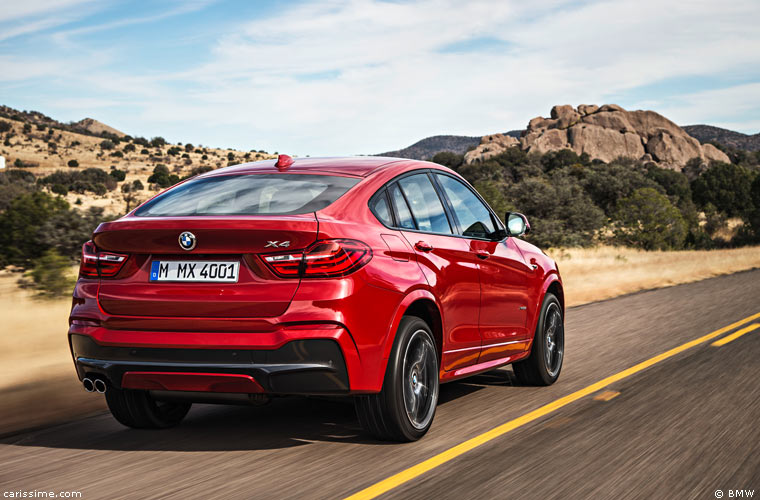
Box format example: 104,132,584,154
70,334,350,395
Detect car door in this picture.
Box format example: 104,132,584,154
388,173,483,372
433,173,531,364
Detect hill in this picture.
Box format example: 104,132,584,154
378,132,522,160
74,118,126,138
682,125,760,152
0,105,275,215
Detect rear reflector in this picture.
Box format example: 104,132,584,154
262,239,371,278
80,240,129,278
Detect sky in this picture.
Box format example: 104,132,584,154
1,0,759,156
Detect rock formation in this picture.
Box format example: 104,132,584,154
464,104,730,169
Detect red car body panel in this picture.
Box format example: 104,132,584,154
69,157,563,395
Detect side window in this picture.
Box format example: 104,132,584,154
398,174,452,234
435,174,496,238
370,190,393,226
388,183,416,229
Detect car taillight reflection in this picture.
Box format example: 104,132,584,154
262,239,372,278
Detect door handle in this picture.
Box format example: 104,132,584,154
475,251,489,260
415,241,433,252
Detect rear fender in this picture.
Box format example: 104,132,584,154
380,288,442,363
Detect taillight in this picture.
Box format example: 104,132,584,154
80,240,129,278
262,239,372,278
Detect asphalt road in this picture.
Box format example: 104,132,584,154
1,269,759,500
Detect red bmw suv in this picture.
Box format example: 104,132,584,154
69,156,564,441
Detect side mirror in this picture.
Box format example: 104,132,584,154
506,212,530,237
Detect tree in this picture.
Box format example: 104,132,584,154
540,149,584,173
100,139,115,150
580,161,660,215
692,162,754,217
431,152,464,170
506,171,606,248
613,187,687,250
746,174,760,241
150,136,167,148
0,191,70,266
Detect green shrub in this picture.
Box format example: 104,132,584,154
100,139,115,150
132,179,144,191
0,191,70,266
150,136,167,148
0,121,11,133
431,151,464,170
23,249,75,298
51,184,68,196
109,169,126,181
613,187,687,250
123,143,136,153
67,159,79,167
167,146,181,156
692,162,754,217
153,164,169,175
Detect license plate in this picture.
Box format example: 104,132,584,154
150,261,240,282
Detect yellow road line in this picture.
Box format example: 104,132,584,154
711,323,760,347
344,310,760,500
593,390,620,401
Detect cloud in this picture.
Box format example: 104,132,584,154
2,0,760,154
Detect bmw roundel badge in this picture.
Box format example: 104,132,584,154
178,231,196,251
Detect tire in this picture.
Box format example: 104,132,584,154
355,316,439,442
513,292,564,386
105,386,191,429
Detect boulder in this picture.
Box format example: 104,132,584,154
550,105,576,120
528,116,555,130
578,104,599,115
526,129,569,155
463,133,520,163
598,104,624,113
466,103,726,171
645,130,703,168
701,143,730,164
566,125,644,163
581,112,634,133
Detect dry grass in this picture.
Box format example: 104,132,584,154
1,245,759,435
548,245,760,307
0,268,105,434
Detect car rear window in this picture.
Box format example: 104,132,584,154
134,174,360,217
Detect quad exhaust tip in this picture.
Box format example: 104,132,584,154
94,379,107,393
83,377,107,393
82,378,95,392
